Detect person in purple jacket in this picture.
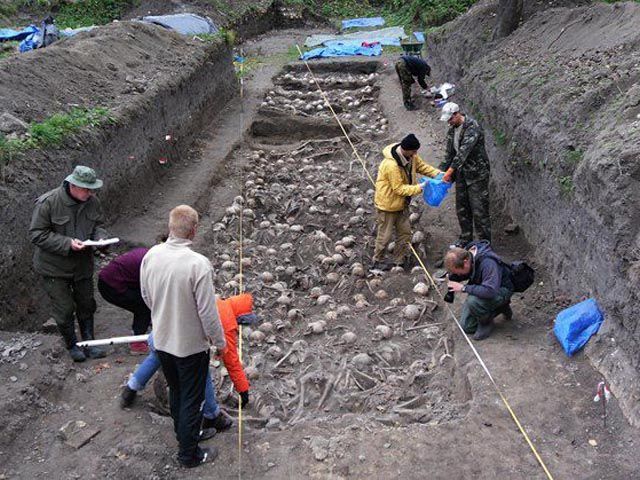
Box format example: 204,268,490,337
98,247,152,354
444,240,514,341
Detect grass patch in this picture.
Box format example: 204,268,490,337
0,0,138,29
195,28,235,45
565,149,583,164
0,107,113,164
494,130,507,146
558,175,574,195
0,41,19,59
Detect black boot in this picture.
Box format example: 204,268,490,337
202,412,233,432
120,385,137,408
68,344,86,362
499,304,514,321
199,427,217,441
473,321,494,341
60,327,85,362
404,100,417,111
79,317,106,359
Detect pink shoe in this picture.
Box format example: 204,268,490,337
130,341,149,355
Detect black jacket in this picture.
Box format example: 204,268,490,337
401,56,430,89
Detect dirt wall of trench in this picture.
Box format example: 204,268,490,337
427,1,640,424
0,21,238,331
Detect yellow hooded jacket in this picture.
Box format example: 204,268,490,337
374,143,441,212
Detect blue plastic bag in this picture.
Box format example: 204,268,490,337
553,298,604,356
422,174,452,207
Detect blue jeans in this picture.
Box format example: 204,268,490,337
127,333,220,418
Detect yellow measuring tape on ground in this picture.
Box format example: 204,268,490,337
295,44,554,480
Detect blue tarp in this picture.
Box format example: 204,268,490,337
141,13,217,35
341,17,385,29
554,298,604,356
0,26,38,42
300,42,382,60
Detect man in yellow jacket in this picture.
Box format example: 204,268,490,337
373,134,442,270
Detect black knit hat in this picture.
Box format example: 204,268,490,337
400,133,420,150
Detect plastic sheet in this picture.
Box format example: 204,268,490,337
554,298,604,356
141,13,217,35
341,17,385,29
300,42,382,60
422,174,452,207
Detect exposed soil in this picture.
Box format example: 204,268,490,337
1,22,640,479
428,1,640,425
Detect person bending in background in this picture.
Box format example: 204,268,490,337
395,55,431,110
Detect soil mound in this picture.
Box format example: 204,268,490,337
0,21,237,330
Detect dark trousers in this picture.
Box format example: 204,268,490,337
41,276,96,349
461,287,512,333
395,60,414,104
455,175,491,243
97,279,151,335
157,349,209,463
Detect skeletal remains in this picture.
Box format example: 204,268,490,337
179,67,461,429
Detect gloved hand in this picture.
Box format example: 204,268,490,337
239,390,250,407
442,168,455,183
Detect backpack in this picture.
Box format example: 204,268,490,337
509,260,535,293
467,240,535,293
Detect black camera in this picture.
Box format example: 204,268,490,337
444,290,455,303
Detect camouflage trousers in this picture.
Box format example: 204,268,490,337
395,60,413,104
455,175,491,243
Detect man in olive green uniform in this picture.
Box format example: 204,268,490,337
30,166,108,362
373,133,442,270
439,102,491,246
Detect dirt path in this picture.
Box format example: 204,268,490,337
1,32,640,480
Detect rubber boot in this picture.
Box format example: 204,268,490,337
79,317,107,359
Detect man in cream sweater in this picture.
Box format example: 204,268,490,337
141,205,226,468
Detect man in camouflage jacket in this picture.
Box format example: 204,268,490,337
29,166,108,362
439,102,491,245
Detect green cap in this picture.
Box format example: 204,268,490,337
65,165,103,189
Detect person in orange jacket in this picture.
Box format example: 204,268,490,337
121,293,257,432
205,293,254,418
